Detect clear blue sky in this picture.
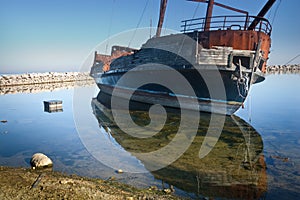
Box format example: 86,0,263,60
0,0,299,73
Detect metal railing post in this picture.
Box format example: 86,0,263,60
259,20,262,32
223,16,226,30
244,14,249,30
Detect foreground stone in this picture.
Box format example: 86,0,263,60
0,166,181,200
30,153,53,169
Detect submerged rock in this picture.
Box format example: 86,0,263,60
30,153,53,169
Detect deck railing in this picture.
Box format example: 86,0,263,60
181,15,272,35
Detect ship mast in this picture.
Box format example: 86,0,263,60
204,0,214,31
188,0,249,31
156,0,168,37
248,0,276,30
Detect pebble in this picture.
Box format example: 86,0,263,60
163,188,172,194
170,185,175,192
148,186,158,191
59,179,74,184
107,176,116,181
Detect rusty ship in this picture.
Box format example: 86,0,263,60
90,0,276,115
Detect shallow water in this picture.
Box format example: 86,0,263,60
0,74,299,199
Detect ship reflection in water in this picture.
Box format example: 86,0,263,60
91,92,267,199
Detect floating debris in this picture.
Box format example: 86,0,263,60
0,120,8,123
271,155,290,162
43,100,63,113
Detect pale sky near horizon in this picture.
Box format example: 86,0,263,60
0,0,299,73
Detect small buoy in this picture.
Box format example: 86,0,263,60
30,153,53,169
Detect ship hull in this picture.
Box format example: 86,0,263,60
94,67,256,115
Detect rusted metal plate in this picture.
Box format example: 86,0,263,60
194,30,271,72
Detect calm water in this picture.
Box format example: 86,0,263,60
0,74,299,199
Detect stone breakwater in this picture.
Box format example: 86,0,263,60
0,72,93,87
0,80,94,95
266,64,300,73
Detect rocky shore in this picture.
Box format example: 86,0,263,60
0,72,93,86
0,166,181,200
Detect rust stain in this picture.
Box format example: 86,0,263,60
94,47,135,72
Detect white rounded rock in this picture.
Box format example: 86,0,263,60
30,153,53,168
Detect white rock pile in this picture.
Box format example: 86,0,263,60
0,72,93,86
0,79,94,95
267,64,300,72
